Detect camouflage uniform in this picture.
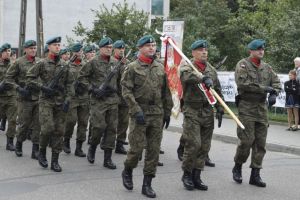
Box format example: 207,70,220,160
234,57,281,168
122,59,173,176
180,60,223,172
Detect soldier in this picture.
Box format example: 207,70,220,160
113,40,128,155
0,43,17,151
121,35,173,198
83,44,96,62
63,43,89,157
77,37,118,170
180,39,224,191
5,40,40,159
26,36,74,172
60,48,70,62
232,39,281,187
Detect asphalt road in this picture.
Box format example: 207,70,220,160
0,130,299,200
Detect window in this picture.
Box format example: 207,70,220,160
151,0,164,16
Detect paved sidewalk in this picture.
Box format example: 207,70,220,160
168,113,300,155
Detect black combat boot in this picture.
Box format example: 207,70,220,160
249,168,266,187
75,140,86,157
51,152,62,172
31,144,39,160
205,155,215,167
192,169,208,190
115,141,127,155
122,168,133,190
157,161,163,166
103,149,116,169
63,138,71,154
0,118,6,131
159,149,164,154
38,148,48,168
177,144,184,161
87,145,97,164
6,136,15,151
142,175,156,198
15,141,23,157
181,171,194,190
232,163,243,183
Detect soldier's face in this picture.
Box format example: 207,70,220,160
48,43,61,55
61,52,70,61
250,48,264,59
139,42,156,57
25,46,37,57
100,45,113,56
192,48,208,62
114,48,125,57
73,50,82,57
1,49,11,60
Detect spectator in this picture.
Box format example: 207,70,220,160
294,57,300,128
284,70,299,131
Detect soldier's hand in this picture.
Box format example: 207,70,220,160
268,94,277,107
41,86,56,97
215,107,224,128
202,76,213,89
62,100,70,113
135,111,145,125
163,115,171,129
16,86,31,97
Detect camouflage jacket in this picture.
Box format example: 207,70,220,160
121,59,173,116
0,58,15,97
26,57,74,105
77,55,119,105
235,57,281,121
6,55,40,100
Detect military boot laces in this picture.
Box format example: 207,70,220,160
38,148,48,168
177,144,184,161
15,141,23,157
63,139,71,154
122,168,133,190
103,149,116,169
6,137,15,151
31,144,39,160
115,141,127,155
232,163,243,183
142,175,156,198
87,145,97,164
182,171,194,190
75,141,86,157
51,153,62,172
192,169,208,190
249,168,266,187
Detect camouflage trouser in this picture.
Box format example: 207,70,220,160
124,115,163,176
16,99,40,144
39,101,67,153
64,102,89,142
90,101,118,150
116,105,129,142
0,96,17,138
234,117,268,169
181,108,214,172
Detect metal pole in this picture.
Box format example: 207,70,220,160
18,0,27,57
36,0,44,57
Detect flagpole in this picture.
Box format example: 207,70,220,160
156,29,245,130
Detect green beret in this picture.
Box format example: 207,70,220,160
190,40,208,50
0,43,11,53
70,43,83,52
113,40,126,48
137,35,156,47
59,48,69,55
83,45,95,53
23,40,37,48
46,36,61,45
44,44,49,53
99,37,113,48
247,39,266,50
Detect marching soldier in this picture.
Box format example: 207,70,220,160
232,39,281,187
77,37,119,169
5,40,40,159
121,35,173,198
0,43,17,151
180,39,224,191
63,43,89,157
60,48,70,62
83,44,96,62
113,40,129,155
26,36,74,172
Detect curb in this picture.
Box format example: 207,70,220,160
168,125,300,156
